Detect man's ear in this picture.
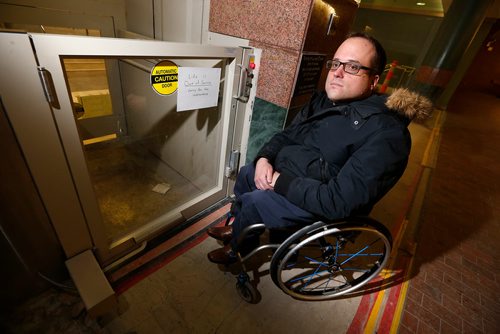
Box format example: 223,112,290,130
372,75,380,88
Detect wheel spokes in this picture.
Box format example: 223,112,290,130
282,233,386,294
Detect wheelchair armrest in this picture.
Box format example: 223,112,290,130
236,223,266,246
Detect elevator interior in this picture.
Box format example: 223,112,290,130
69,54,233,248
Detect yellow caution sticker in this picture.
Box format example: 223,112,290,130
151,60,178,95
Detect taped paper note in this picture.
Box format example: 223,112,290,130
177,67,221,112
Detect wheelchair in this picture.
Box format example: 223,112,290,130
225,215,393,303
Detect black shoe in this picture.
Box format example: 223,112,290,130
207,244,238,264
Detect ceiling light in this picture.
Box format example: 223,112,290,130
416,2,426,5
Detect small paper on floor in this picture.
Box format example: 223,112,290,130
152,183,171,195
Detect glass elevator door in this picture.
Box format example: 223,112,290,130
0,32,255,266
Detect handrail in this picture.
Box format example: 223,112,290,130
380,63,416,90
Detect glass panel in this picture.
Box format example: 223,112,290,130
0,24,110,120
61,57,227,243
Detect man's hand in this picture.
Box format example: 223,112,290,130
270,171,280,188
254,158,274,190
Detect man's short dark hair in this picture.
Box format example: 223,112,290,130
346,32,387,76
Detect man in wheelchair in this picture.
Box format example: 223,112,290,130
207,32,431,265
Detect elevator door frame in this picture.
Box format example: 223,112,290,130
0,32,250,266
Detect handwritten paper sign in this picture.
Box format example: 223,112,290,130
177,67,221,112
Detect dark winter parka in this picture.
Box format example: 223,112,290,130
256,88,432,220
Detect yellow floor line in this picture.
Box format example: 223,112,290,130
385,109,445,333
364,288,387,333
389,249,416,334
422,108,445,168
363,108,446,333
363,219,409,333
389,240,417,334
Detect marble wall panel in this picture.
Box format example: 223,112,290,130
250,41,301,108
209,0,313,51
304,0,358,54
246,97,287,162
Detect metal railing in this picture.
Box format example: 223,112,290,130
378,62,416,93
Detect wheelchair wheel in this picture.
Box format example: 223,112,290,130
270,217,392,300
236,280,260,304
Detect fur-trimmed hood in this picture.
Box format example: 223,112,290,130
385,88,433,121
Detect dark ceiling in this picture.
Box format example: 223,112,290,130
359,0,445,16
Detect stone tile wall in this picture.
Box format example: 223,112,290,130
210,0,312,109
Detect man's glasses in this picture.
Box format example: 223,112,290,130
326,59,373,75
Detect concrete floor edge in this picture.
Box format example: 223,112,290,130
387,108,447,333
352,107,447,334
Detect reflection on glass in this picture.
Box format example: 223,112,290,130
0,23,111,119
66,58,113,120
62,57,225,243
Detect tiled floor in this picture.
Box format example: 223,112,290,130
2,89,498,334
399,89,500,334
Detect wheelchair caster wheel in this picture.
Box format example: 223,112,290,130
236,280,260,304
